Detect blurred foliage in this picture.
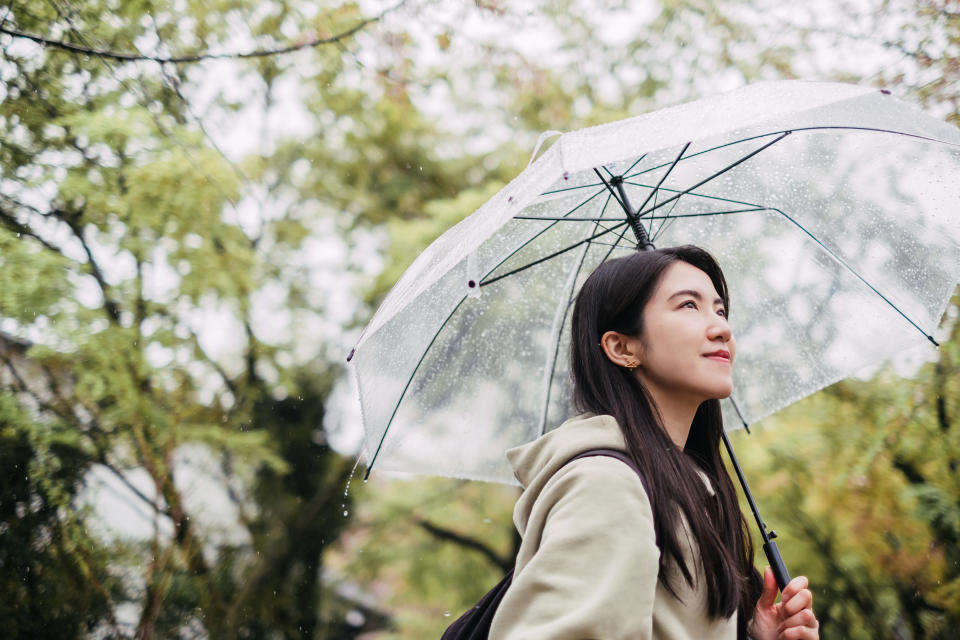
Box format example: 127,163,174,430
328,475,518,640
2,0,959,638
0,0,401,637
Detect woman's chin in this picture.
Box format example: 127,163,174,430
709,381,734,400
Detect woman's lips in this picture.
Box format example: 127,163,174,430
704,350,731,362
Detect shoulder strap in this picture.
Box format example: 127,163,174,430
565,448,649,496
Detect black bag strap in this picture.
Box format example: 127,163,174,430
566,448,649,495
440,447,648,640
440,569,514,640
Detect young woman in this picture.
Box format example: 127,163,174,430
488,245,819,639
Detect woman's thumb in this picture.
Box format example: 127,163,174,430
757,565,778,608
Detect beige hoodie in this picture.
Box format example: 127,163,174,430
488,413,738,639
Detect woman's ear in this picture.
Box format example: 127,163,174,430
600,331,642,369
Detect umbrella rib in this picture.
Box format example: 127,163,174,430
480,221,630,288
649,208,767,219
624,180,766,210
514,215,630,222
784,124,960,146
537,195,613,436
541,181,608,196
584,198,635,251
541,221,637,429
637,132,791,218
634,142,690,221
594,214,623,234
495,187,608,270
648,188,659,238
539,193,635,437
362,296,469,480
587,241,629,248
596,214,636,266
651,195,680,243
514,207,766,222
727,395,751,434
624,131,787,182
622,153,648,177
770,206,939,347
622,124,957,185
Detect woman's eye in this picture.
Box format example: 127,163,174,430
682,300,697,309
716,308,727,317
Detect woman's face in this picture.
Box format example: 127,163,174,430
632,261,736,405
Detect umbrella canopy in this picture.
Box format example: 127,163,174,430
351,80,960,485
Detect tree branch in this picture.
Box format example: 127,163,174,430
0,2,403,64
414,517,513,572
49,210,123,323
97,457,171,518
0,204,69,255
891,454,926,485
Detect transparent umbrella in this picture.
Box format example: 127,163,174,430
349,80,960,588
351,80,959,481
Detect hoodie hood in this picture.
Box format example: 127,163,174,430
506,413,627,534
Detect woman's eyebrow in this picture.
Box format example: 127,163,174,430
667,289,724,305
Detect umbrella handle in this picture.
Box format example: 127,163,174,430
763,539,791,591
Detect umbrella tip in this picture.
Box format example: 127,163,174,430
928,335,940,348
346,348,356,362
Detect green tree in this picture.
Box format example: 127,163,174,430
0,0,426,636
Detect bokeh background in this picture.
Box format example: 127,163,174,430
1,1,958,638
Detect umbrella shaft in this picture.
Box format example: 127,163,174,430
612,180,655,250
720,430,770,542
720,430,792,591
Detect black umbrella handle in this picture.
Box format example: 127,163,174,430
763,539,791,591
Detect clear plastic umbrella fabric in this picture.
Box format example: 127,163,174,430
351,80,960,484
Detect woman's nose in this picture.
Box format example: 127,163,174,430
708,317,732,342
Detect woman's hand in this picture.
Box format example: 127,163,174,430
747,566,819,640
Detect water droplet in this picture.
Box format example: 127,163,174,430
343,510,349,516
444,611,451,617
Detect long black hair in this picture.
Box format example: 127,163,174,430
570,245,761,631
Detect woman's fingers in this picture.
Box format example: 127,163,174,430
777,607,818,632
777,576,818,640
781,586,813,617
756,566,778,609
777,626,819,640
779,575,809,603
